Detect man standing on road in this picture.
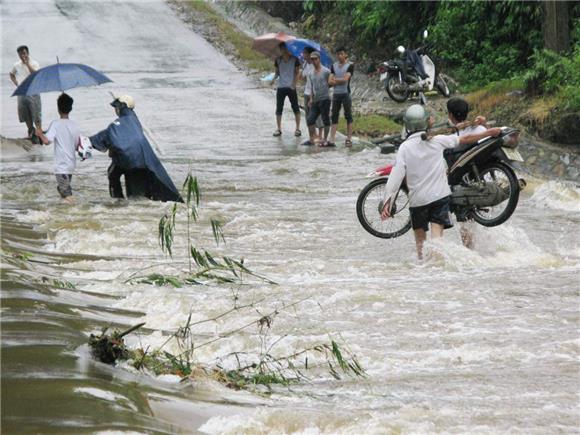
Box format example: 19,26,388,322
272,42,301,138
300,47,324,141
304,51,331,146
9,45,43,142
328,47,354,147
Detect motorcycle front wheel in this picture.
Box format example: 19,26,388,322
385,74,410,103
472,162,520,227
435,75,450,97
356,178,412,239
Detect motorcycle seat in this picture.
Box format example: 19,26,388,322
444,141,479,168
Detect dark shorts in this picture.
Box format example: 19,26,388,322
17,95,42,131
276,88,300,115
55,174,73,198
331,93,353,124
307,98,331,127
410,196,453,231
304,94,324,128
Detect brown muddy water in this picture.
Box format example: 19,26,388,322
2,1,580,434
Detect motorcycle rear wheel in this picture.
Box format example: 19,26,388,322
435,75,450,97
356,178,412,239
386,74,410,103
472,162,520,227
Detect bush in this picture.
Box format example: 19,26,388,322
523,47,580,110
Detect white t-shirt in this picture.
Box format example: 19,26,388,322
459,124,487,136
11,59,40,85
45,118,81,174
384,132,459,208
302,62,314,96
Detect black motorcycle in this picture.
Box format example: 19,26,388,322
378,31,450,103
356,128,526,239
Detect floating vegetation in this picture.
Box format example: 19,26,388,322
89,323,145,365
88,300,365,391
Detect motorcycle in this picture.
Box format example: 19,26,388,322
378,30,450,103
356,127,526,239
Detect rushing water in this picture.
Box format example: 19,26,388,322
2,1,580,434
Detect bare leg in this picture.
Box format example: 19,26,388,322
323,126,330,141
329,124,338,143
276,115,282,131
308,124,316,142
431,223,444,239
347,122,353,141
460,223,475,249
294,112,301,131
413,228,427,260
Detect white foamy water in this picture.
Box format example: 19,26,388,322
2,1,579,433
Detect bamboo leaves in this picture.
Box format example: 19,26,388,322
150,172,275,286
158,203,177,257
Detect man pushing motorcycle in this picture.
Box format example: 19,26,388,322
380,105,501,259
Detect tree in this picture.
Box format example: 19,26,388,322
543,1,570,53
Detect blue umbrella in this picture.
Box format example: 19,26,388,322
12,62,112,96
285,39,333,68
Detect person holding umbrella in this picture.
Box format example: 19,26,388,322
9,45,42,142
272,42,301,137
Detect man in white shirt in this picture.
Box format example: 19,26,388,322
36,93,80,204
381,104,501,259
9,45,42,140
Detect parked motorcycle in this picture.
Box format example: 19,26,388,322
378,30,450,103
356,127,526,239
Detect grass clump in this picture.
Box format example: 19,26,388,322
339,114,401,138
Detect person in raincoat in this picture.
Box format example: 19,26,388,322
89,95,183,203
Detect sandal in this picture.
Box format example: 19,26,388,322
294,129,302,137
273,129,282,137
345,139,353,147
301,140,314,146
319,141,336,147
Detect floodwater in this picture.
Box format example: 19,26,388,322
2,1,579,434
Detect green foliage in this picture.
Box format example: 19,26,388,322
430,1,543,87
158,203,176,257
50,279,76,289
338,114,401,138
521,47,580,110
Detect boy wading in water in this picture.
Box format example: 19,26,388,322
381,105,501,259
36,93,81,204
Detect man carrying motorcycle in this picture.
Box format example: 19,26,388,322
446,97,487,249
380,105,501,259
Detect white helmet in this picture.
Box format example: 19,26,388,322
403,104,429,133
110,94,135,109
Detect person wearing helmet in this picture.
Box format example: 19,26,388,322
380,104,501,259
88,94,183,202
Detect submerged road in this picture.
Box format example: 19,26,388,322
2,1,579,433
